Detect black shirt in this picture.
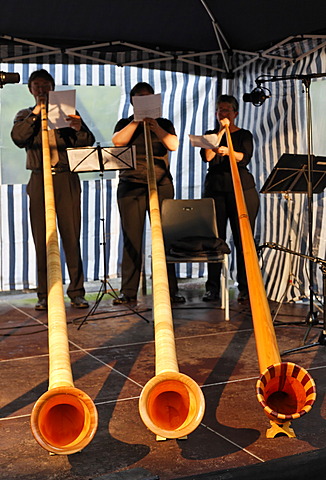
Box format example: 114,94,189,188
200,128,256,193
114,115,175,184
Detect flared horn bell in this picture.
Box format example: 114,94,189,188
256,362,316,423
31,386,98,455
139,371,205,439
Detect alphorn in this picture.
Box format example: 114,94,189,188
30,101,98,454
139,121,205,439
224,122,316,437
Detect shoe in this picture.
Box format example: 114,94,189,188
35,298,47,311
70,296,89,308
113,294,137,305
237,291,249,304
171,294,186,304
202,291,219,302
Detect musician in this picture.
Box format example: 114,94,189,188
112,81,185,305
11,69,95,310
200,94,260,303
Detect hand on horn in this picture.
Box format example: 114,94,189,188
66,114,81,131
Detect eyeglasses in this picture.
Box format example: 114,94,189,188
217,108,235,113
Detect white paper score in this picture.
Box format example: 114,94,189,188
189,128,226,149
133,94,162,121
48,90,76,129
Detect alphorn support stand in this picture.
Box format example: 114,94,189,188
66,144,149,328
260,153,326,333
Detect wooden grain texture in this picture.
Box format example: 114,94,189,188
138,122,205,439
30,102,98,454
225,124,316,430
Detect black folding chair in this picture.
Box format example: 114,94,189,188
161,198,230,320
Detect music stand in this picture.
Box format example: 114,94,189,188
67,144,136,173
260,154,326,195
66,145,149,328
260,153,326,339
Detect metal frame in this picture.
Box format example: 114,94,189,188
1,30,326,75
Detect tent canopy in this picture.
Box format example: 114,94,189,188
1,0,326,76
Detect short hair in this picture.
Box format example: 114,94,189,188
217,94,239,112
130,82,154,104
28,69,55,90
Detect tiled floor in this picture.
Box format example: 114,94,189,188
1,281,325,480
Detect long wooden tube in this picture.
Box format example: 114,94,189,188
138,122,205,439
30,101,98,454
224,123,316,436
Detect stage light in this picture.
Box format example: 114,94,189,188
0,72,20,88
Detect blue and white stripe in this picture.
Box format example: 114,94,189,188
227,45,326,301
0,62,217,291
1,47,325,302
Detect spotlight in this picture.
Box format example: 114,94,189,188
0,72,20,88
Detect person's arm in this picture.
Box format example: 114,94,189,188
11,108,41,148
63,111,95,147
217,145,244,163
200,126,225,163
144,117,179,151
215,119,252,164
201,148,217,162
73,117,95,146
112,119,140,146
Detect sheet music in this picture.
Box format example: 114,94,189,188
189,131,224,149
48,90,76,129
67,146,136,172
133,94,162,121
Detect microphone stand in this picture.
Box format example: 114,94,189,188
301,75,317,328
260,243,326,354
256,72,326,336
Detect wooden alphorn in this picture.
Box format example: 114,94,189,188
30,101,98,454
138,121,205,439
224,122,316,437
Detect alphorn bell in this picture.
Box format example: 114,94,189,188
30,100,98,454
224,121,316,437
139,121,205,439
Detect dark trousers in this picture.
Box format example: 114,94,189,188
117,181,178,298
27,170,85,300
204,187,260,294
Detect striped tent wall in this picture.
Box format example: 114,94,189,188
224,44,326,302
1,53,325,303
0,63,218,291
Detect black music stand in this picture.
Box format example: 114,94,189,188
66,144,149,328
260,153,326,344
260,154,326,195
67,144,136,173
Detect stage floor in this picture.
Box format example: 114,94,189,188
1,281,326,480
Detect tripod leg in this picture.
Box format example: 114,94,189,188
272,291,287,322
272,271,304,323
317,266,326,344
272,194,303,323
302,322,314,345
